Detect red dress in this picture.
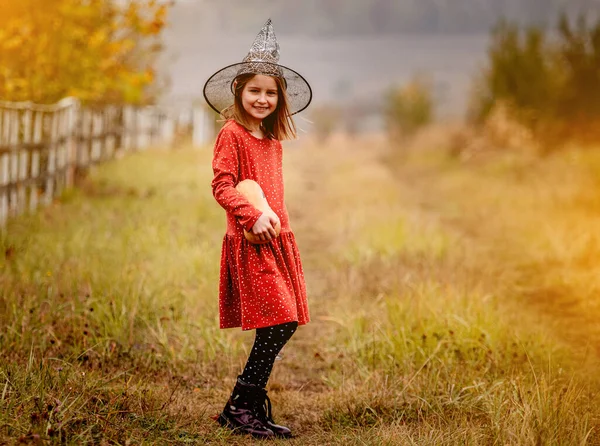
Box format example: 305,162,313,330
211,120,310,330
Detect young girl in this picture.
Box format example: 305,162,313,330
203,19,312,439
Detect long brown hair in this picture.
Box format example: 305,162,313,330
221,73,297,140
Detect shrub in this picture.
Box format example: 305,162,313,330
384,77,434,140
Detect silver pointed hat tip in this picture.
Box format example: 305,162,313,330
242,18,280,64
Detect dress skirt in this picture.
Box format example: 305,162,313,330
218,231,310,330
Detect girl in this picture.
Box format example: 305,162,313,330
203,19,312,439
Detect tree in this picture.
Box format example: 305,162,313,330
471,12,600,147
0,0,170,104
555,12,600,124
472,20,556,130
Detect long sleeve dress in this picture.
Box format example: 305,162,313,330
211,120,310,330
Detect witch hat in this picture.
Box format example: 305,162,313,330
203,19,312,115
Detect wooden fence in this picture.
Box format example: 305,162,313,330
0,97,205,228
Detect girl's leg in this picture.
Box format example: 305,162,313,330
216,321,298,438
240,321,298,388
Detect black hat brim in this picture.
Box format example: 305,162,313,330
203,62,312,116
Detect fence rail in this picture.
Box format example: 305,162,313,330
0,97,202,228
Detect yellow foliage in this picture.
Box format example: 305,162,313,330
0,0,170,104
4,35,24,50
89,30,109,48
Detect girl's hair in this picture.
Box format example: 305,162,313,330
221,73,297,140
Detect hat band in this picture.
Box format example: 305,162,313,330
230,62,288,94
236,61,284,79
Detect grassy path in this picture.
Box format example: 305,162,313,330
384,138,600,363
1,137,599,444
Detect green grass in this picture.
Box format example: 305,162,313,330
1,138,599,444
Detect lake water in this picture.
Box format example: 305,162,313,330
162,32,490,123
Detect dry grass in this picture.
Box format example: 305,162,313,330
1,132,599,444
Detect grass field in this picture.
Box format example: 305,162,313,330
1,132,599,444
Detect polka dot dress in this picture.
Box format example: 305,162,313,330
211,120,310,331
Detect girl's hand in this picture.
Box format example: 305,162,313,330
251,211,280,242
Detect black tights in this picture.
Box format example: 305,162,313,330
240,321,298,388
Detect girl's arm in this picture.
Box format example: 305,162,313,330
211,128,263,232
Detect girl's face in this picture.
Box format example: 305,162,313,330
240,75,279,125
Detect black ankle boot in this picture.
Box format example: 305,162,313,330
254,386,293,438
216,377,274,439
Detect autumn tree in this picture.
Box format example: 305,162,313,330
471,13,600,145
474,21,556,130
0,0,170,104
555,13,600,126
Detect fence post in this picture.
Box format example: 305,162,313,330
193,105,211,147
66,101,78,188
0,154,8,227
44,111,56,206
8,110,19,217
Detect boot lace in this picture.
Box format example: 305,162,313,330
252,387,274,424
